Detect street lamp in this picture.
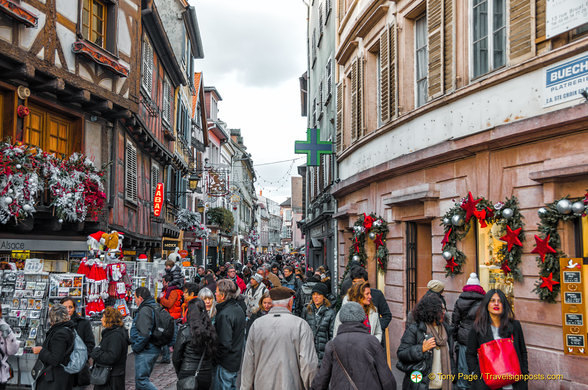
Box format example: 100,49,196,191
188,172,201,192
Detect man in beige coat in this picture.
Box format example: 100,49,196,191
240,287,318,390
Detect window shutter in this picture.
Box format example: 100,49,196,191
509,0,533,60
338,0,344,22
162,81,170,123
151,164,160,200
326,0,331,20
319,4,323,35
390,23,397,117
444,0,455,92
142,38,153,95
168,83,174,124
427,0,443,99
536,0,547,51
319,80,323,111
350,59,358,141
379,28,390,123
357,57,364,137
125,141,138,203
326,59,332,98
336,82,343,153
310,168,315,199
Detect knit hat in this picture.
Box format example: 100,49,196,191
427,279,445,293
251,274,263,284
269,286,295,301
339,302,366,323
138,254,148,261
311,283,328,297
466,273,481,286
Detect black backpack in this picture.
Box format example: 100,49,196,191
149,305,175,347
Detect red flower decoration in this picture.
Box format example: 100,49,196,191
531,234,557,263
540,272,560,292
474,209,487,228
500,226,523,252
461,192,482,223
445,258,458,273
441,228,452,249
363,213,375,230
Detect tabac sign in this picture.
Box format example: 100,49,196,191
153,183,164,217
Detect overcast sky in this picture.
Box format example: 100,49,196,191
191,0,308,204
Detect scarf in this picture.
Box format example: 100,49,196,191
426,323,451,390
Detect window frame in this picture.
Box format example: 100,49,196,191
141,36,154,96
125,140,138,204
415,13,428,108
79,0,118,54
162,77,172,126
470,0,506,79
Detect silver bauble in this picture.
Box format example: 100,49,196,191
368,232,376,240
442,251,453,260
443,218,450,225
58,218,63,223
22,204,32,212
451,214,465,226
7,189,13,194
4,196,12,204
502,208,514,219
352,254,360,262
15,164,21,169
538,207,547,217
572,201,585,215
556,199,573,214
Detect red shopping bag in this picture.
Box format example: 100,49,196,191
477,336,522,389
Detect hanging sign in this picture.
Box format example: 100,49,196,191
560,258,588,356
207,170,229,197
294,128,333,166
153,183,164,217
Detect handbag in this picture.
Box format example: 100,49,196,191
177,350,205,390
89,364,112,386
395,357,427,374
31,358,45,381
333,347,358,390
477,336,522,390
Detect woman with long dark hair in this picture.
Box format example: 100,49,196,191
397,293,454,390
334,281,382,341
173,298,217,390
466,289,528,390
302,283,335,363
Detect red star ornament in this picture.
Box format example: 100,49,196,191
445,258,458,273
501,262,511,274
540,272,560,292
461,192,482,223
500,225,523,252
531,234,556,263
374,233,384,249
441,228,452,249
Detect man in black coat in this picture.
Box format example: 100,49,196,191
214,279,246,389
346,266,392,351
311,302,396,390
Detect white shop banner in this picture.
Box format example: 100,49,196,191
543,52,588,107
546,0,588,39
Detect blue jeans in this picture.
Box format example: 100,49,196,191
456,343,470,389
212,365,238,390
135,346,160,390
160,321,178,361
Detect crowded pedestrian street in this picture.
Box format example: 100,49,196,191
0,0,586,389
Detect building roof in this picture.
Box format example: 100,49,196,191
192,72,202,116
280,197,292,207
204,86,222,101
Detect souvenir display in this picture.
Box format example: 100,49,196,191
48,273,86,317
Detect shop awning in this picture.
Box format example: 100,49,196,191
0,237,87,251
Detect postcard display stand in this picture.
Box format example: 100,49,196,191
1,269,50,387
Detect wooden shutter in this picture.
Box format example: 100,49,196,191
357,57,364,137
350,59,358,141
444,0,455,92
125,141,138,203
380,28,390,123
338,0,344,22
142,38,153,95
427,0,443,99
151,164,160,200
536,0,547,51
390,23,397,117
336,82,343,152
509,0,533,60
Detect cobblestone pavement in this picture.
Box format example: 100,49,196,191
125,353,177,390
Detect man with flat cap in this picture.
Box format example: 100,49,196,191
241,286,318,390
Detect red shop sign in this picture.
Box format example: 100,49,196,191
153,183,164,216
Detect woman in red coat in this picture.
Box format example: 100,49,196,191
158,274,183,363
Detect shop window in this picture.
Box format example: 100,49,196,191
477,221,514,305
80,0,117,52
24,105,75,157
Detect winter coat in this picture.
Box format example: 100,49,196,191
0,319,18,383
230,276,247,294
452,285,485,346
311,322,395,390
241,306,318,390
397,321,456,390
214,298,246,373
130,297,159,354
466,320,528,390
172,324,213,385
246,308,268,335
36,320,76,390
303,303,336,362
160,286,183,320
181,296,198,324
90,325,130,390
244,283,268,317
334,296,382,341
167,264,184,288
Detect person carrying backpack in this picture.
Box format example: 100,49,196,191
131,287,163,390
32,304,76,390
157,275,183,364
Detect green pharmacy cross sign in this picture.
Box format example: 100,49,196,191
294,128,333,166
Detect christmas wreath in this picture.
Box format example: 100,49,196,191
532,195,588,303
440,192,524,280
347,213,389,273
